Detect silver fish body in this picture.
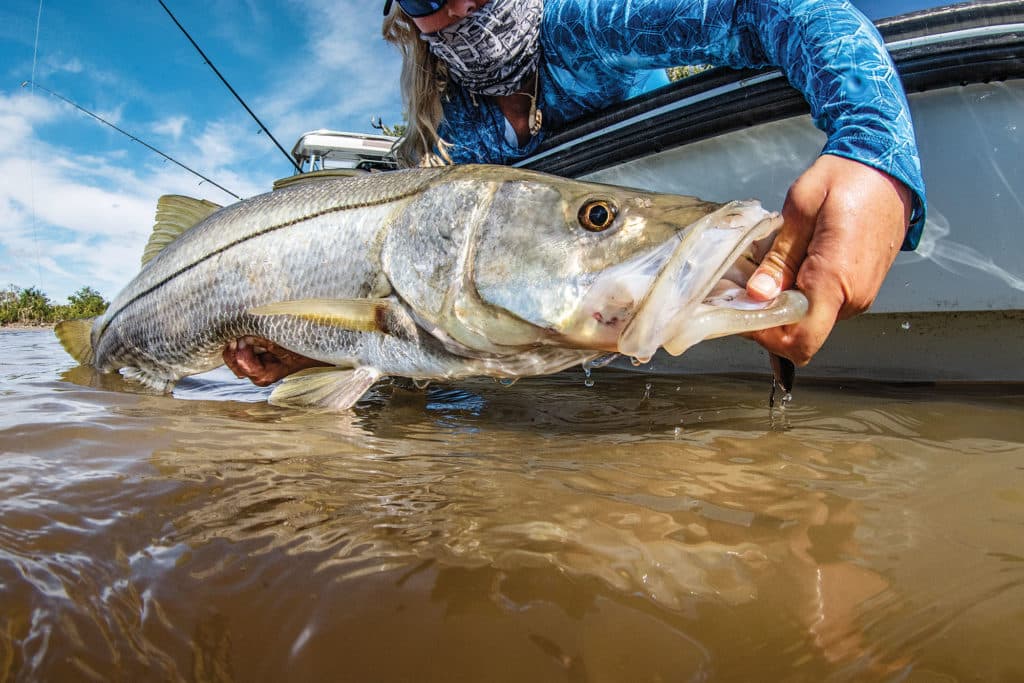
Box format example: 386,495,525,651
58,165,806,409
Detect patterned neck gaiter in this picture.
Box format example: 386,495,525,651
420,0,544,96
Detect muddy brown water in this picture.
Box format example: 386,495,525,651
1,329,1023,682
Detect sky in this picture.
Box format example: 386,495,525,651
0,0,405,303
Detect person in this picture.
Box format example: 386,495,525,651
224,0,925,386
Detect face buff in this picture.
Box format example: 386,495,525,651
420,0,544,96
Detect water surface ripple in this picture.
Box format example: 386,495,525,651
1,329,1023,681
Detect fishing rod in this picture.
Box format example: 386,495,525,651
21,80,241,201
157,0,302,174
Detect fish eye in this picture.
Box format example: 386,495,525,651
578,199,617,232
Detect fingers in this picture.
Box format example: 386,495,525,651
223,338,252,378
747,178,847,365
747,175,822,302
744,169,828,363
750,260,844,366
746,232,805,301
221,336,283,386
222,336,329,386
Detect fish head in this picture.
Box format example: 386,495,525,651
469,170,725,352
382,165,805,361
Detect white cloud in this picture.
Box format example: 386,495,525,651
44,54,84,75
0,89,247,301
93,103,124,127
152,115,188,141
0,88,54,152
255,0,405,135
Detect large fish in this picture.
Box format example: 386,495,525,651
56,165,806,409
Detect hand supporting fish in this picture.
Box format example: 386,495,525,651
56,165,805,410
224,336,328,386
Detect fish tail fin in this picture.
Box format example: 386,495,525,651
54,318,96,366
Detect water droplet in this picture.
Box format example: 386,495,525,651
900,321,911,330
583,354,618,371
673,427,683,438
642,383,653,400
413,379,431,390
499,377,517,387
584,377,595,388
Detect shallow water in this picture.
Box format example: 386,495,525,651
1,329,1023,682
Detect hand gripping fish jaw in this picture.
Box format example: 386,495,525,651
559,200,808,365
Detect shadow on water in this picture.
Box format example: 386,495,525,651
3,329,1024,681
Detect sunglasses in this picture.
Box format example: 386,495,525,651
383,0,448,17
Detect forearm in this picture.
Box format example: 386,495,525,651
736,0,925,246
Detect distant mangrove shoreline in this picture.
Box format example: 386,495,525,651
1,285,109,327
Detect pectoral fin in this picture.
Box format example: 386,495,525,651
268,366,381,410
121,366,175,393
249,298,416,339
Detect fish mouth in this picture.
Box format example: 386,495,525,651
561,200,807,361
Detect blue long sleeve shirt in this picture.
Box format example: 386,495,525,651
436,0,927,249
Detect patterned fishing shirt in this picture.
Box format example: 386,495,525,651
435,0,927,249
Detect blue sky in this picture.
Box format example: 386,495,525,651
1,0,404,302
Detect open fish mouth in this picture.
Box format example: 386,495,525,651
562,200,808,362
620,199,809,362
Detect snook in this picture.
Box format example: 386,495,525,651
56,165,806,409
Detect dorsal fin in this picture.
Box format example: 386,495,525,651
141,195,222,265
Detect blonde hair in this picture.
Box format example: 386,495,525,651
382,7,453,167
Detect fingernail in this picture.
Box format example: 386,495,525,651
749,273,781,298
237,338,247,350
